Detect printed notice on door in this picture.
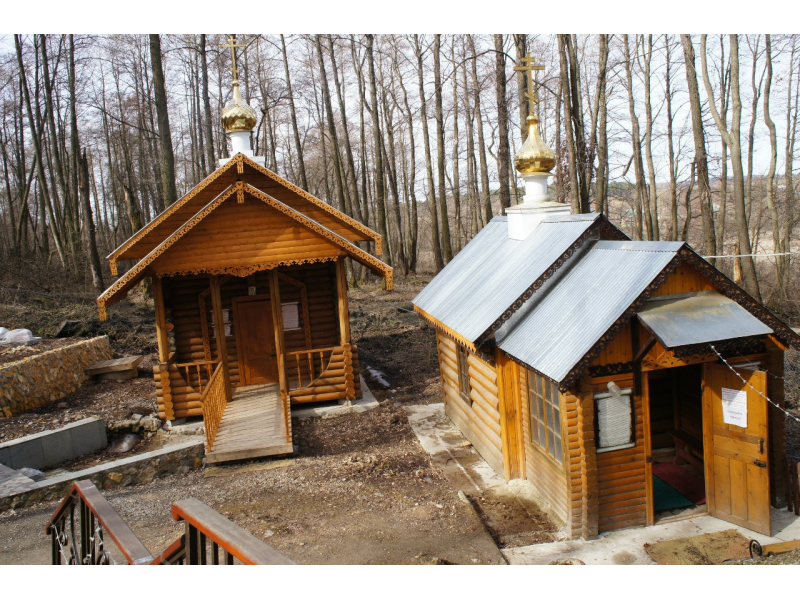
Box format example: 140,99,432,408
721,387,748,428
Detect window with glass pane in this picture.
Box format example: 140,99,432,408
456,345,471,404
528,370,563,464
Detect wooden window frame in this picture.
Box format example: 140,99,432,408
527,370,564,465
594,387,635,453
456,345,472,404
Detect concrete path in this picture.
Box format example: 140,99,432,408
505,509,800,565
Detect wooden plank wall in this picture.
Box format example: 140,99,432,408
519,369,570,525
436,333,504,476
154,264,343,419
591,374,648,533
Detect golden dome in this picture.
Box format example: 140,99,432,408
515,115,556,174
221,82,257,132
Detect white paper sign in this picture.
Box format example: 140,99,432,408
721,387,748,428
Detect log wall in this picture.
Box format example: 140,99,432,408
519,369,570,525
155,263,343,419
436,332,504,475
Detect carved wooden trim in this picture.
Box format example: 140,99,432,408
238,153,381,248
107,162,239,264
159,257,337,279
98,186,238,319
588,361,635,378
242,183,393,289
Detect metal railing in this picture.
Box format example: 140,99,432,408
45,480,154,565
47,480,293,565
200,363,226,452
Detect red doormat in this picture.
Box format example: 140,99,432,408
653,463,706,505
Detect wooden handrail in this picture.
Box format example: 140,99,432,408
45,480,154,565
47,481,293,565
171,498,295,565
201,363,226,451
175,359,220,394
285,346,340,358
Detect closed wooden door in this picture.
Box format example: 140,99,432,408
702,363,770,535
237,299,277,385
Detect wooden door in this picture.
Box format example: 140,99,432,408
236,299,277,386
702,363,770,535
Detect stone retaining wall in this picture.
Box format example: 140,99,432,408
0,336,112,418
0,417,108,470
0,440,204,511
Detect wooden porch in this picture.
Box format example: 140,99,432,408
205,383,293,465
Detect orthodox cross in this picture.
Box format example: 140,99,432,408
220,35,245,82
513,54,545,116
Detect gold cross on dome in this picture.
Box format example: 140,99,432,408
514,54,545,116
220,35,245,82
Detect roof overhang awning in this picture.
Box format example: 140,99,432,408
637,291,773,349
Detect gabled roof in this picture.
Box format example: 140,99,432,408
97,181,392,320
412,213,625,350
495,241,683,385
107,153,381,274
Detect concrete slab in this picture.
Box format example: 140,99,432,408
0,418,107,470
503,509,800,565
292,376,379,420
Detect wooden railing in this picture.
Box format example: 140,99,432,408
787,456,800,515
46,480,293,565
201,363,226,452
287,344,358,404
286,346,338,391
175,359,219,394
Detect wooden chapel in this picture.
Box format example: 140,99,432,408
97,48,391,464
413,56,800,539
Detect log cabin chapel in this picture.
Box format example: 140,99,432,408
413,56,800,539
97,41,392,465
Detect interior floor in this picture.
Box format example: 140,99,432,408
648,365,708,523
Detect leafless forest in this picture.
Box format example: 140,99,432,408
1,34,798,318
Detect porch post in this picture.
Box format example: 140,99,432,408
209,275,231,402
153,276,174,421
269,270,291,442
335,258,351,345
766,347,787,508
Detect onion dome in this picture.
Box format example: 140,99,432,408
515,115,556,174
221,81,257,133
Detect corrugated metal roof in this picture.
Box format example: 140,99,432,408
412,214,599,343
496,241,683,383
638,291,773,348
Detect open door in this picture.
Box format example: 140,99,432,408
702,363,770,535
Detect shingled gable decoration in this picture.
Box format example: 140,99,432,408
96,36,391,464
412,57,800,540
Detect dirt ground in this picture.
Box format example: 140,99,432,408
2,272,798,565
0,276,556,565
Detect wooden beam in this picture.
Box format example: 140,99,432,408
495,349,523,481
153,276,174,421
335,258,351,345
577,376,599,539
269,269,291,443
209,275,231,403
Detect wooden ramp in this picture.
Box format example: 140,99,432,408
205,384,293,465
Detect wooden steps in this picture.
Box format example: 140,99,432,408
205,384,293,465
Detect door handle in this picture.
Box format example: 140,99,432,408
753,459,767,468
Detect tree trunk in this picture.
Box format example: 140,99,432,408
468,35,493,225
700,34,760,300
149,34,177,209
80,150,104,292
433,35,453,263
200,34,216,173
493,34,512,213
365,35,390,266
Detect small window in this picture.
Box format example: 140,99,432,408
456,345,471,403
281,302,301,330
595,387,634,453
528,370,563,464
